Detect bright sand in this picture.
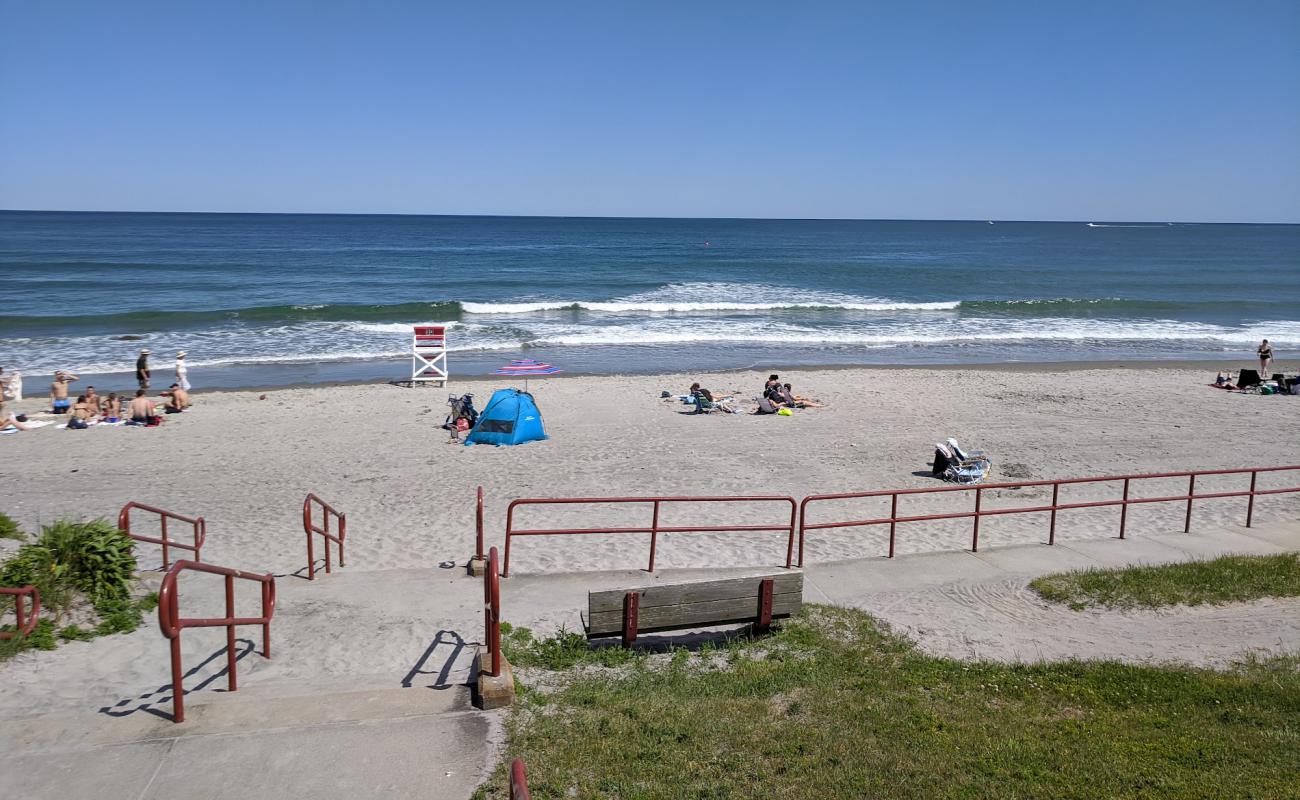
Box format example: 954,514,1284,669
2,364,1297,576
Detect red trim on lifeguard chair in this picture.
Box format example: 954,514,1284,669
412,325,448,386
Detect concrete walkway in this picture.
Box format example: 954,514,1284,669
2,519,1296,799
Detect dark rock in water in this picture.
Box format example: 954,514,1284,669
114,335,145,341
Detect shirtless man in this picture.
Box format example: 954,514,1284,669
164,383,191,413
127,389,157,424
49,371,78,414
84,385,101,411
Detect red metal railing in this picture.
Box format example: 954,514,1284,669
158,559,275,723
0,585,40,639
483,546,502,677
303,493,347,580
510,758,532,800
798,465,1300,564
473,485,485,564
118,501,206,569
502,495,799,577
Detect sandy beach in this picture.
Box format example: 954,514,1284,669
3,363,1297,577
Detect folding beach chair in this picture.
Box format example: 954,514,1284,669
933,438,992,484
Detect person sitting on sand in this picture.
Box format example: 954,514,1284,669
689,382,715,403
49,370,78,414
163,383,191,413
84,385,100,411
779,383,825,409
67,395,93,429
127,389,157,424
101,393,121,421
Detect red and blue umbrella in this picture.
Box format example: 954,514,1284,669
491,359,561,390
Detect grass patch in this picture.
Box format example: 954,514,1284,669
1031,553,1300,611
477,606,1299,799
1,519,154,661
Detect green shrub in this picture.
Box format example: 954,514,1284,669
0,519,138,623
0,512,23,541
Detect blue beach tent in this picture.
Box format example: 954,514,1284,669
464,389,547,446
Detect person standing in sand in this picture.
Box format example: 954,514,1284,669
1,366,22,402
175,351,191,391
49,370,78,413
136,349,151,390
1257,339,1273,377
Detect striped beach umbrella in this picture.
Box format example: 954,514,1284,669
491,358,562,390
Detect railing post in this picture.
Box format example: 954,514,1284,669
14,593,25,633
170,633,185,723
503,504,514,578
796,500,808,568
476,486,485,561
647,500,660,573
161,515,170,570
1184,474,1196,533
338,513,346,567
785,500,797,569
1049,482,1060,545
323,511,332,575
196,518,205,563
306,510,316,581
1246,471,1258,528
971,488,982,552
1119,478,1130,539
262,580,272,657
510,759,532,800
225,574,237,692
889,493,898,558
485,547,501,677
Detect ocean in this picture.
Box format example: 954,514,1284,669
1,211,1297,388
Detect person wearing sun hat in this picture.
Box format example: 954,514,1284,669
136,348,151,390
175,351,191,391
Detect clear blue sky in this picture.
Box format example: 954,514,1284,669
2,1,1297,221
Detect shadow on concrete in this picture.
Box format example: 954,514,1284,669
278,558,328,581
401,630,472,690
98,638,256,721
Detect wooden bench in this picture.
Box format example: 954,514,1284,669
582,571,803,647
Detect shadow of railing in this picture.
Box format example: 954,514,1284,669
98,638,256,720
401,630,472,690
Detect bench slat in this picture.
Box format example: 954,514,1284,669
588,572,802,615
585,592,802,637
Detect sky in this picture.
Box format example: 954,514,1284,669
1,1,1298,222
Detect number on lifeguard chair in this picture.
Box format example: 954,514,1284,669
411,325,448,386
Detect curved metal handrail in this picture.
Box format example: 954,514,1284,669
0,585,40,639
303,493,347,580
118,501,206,568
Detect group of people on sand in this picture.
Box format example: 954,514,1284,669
687,373,825,416
51,371,190,428
0,349,195,434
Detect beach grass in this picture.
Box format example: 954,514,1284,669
477,606,1299,799
1030,553,1300,611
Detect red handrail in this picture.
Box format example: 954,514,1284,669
798,465,1300,564
118,501,206,569
483,546,502,678
502,495,798,577
303,493,347,580
510,758,532,800
158,559,275,723
474,485,485,563
0,585,40,639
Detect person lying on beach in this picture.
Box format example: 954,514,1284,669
0,401,32,432
163,384,191,413
49,370,78,413
127,389,158,424
779,383,825,409
1213,372,1239,390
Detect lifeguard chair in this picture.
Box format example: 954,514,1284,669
411,325,448,386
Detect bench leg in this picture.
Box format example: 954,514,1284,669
754,578,774,634
621,591,639,648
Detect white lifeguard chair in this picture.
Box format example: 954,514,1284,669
411,325,448,386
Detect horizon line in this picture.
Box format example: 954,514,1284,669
2,208,1297,226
